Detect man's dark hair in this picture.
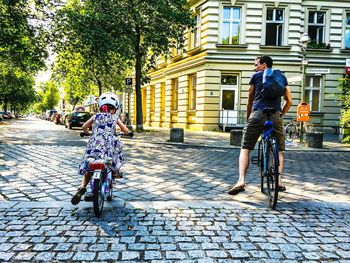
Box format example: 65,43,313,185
259,56,273,68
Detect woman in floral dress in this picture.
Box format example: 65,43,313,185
71,92,131,205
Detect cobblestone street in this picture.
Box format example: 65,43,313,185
0,118,349,262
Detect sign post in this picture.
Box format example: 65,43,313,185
297,102,311,142
125,78,133,129
346,59,350,75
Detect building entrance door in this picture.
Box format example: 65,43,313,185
219,75,239,128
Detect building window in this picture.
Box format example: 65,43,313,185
345,12,350,49
172,78,179,111
221,7,241,44
308,11,326,45
189,74,197,110
304,76,322,112
265,9,284,46
190,11,201,49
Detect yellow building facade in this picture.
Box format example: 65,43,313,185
128,0,350,132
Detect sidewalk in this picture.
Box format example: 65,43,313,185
129,126,350,151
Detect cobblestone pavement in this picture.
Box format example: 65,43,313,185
0,118,349,262
0,204,349,262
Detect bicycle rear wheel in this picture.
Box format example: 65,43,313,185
285,123,297,142
266,140,279,209
93,179,104,217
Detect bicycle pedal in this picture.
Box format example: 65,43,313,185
251,157,259,164
84,193,93,202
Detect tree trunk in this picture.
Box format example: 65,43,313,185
135,26,143,132
97,78,102,96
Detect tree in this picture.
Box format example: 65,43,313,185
93,0,194,131
52,0,193,132
33,81,60,111
51,0,130,96
0,0,49,73
0,0,52,112
0,63,36,112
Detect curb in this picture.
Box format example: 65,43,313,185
127,140,350,152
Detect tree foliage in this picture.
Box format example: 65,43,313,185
0,0,51,111
51,0,193,131
0,0,49,72
338,77,350,143
0,63,36,112
112,0,193,131
51,0,130,96
33,80,60,112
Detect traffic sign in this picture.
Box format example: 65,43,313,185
126,78,133,86
346,59,350,74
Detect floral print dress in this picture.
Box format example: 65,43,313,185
78,113,124,175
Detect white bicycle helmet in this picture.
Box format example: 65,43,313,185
98,92,119,109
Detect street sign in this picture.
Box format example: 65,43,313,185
346,59,350,74
125,78,133,86
306,68,330,74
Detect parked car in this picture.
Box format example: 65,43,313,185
45,110,57,121
0,111,10,119
65,111,91,129
60,111,70,125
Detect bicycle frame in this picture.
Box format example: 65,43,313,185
252,109,280,209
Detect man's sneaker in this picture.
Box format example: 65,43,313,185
71,187,86,205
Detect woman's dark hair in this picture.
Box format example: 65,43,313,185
259,56,273,68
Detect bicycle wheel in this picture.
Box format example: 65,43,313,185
93,179,104,217
285,123,297,142
106,178,113,202
257,141,264,193
266,140,279,209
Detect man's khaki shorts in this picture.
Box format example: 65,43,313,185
241,111,285,151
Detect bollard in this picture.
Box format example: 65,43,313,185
170,128,184,143
230,129,243,146
306,132,323,148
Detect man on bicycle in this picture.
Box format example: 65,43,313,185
228,55,292,195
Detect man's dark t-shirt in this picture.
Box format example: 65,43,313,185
249,71,288,112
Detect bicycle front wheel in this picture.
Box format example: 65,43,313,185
258,141,264,193
266,140,279,209
285,123,297,142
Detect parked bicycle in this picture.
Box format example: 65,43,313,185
251,108,280,209
80,131,133,217
284,118,316,142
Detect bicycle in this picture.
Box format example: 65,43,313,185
251,107,280,209
80,131,133,217
284,118,316,142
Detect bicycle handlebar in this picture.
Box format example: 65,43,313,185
80,131,134,138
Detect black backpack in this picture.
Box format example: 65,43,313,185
261,69,286,99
